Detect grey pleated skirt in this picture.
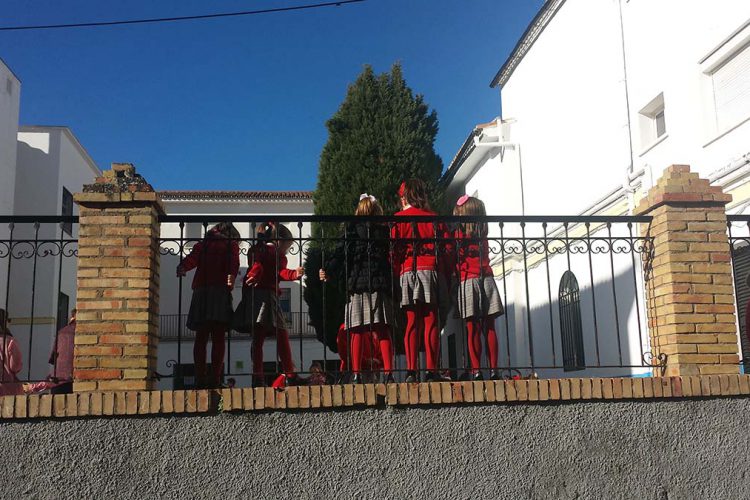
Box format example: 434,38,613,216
345,291,394,329
455,276,504,319
186,286,234,331
232,287,288,333
399,270,439,306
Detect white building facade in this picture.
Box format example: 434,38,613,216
0,59,21,309
9,126,101,380
444,0,750,377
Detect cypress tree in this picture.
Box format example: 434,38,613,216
304,63,444,352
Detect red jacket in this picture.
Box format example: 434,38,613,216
244,243,300,292
179,237,240,290
454,228,494,281
391,206,453,275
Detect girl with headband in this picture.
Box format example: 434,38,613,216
453,195,504,380
392,179,452,383
320,194,395,384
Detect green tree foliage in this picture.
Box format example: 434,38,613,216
314,63,443,216
305,63,444,352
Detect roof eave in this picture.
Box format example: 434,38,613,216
489,0,567,88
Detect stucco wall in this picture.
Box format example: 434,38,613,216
1,397,749,499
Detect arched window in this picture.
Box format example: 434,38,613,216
559,271,585,371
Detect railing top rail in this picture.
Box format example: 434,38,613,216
727,215,750,222
0,214,654,224
158,214,653,224
0,215,79,224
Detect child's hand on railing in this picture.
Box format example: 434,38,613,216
176,266,186,278
226,274,233,288
296,267,305,279
245,274,258,287
318,269,327,282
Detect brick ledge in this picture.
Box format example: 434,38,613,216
2,375,749,420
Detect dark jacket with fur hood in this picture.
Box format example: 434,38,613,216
324,222,393,295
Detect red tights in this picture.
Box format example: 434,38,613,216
404,304,439,371
466,317,498,372
252,327,295,378
194,329,225,383
349,324,393,374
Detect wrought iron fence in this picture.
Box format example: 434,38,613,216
0,216,79,386
157,214,656,389
726,215,750,367
0,213,659,390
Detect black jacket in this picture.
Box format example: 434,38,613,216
324,222,393,295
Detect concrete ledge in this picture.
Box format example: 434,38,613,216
3,374,749,420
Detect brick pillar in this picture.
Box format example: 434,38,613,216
73,163,163,391
636,165,739,377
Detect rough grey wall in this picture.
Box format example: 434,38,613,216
2,398,749,500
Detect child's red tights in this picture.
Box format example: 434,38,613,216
404,303,439,371
466,317,498,372
349,324,393,374
194,329,225,383
252,326,294,378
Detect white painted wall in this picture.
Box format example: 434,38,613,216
499,0,632,216
0,59,20,310
623,1,750,184
9,127,99,380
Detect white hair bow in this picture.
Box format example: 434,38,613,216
359,193,377,202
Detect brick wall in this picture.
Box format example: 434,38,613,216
636,165,740,376
73,163,164,391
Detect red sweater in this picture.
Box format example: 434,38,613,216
244,243,300,291
454,229,494,281
391,206,452,275
179,237,240,290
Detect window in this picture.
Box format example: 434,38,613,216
711,41,750,132
558,271,585,372
638,93,667,151
56,292,69,331
61,187,73,236
5,77,12,95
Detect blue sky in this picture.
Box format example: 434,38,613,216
1,0,543,191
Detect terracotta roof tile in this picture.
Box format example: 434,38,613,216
159,190,313,201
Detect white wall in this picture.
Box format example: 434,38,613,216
0,60,20,309
499,0,632,215
622,1,750,182
9,128,99,380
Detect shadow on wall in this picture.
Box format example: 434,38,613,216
442,264,648,379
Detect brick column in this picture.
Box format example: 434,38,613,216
636,165,739,377
73,163,163,391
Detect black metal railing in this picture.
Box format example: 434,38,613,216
0,216,79,386
726,215,750,368
157,214,657,388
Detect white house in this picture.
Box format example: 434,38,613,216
0,58,21,308
443,0,750,377
9,126,101,380
156,190,337,389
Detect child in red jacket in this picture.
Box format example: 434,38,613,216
392,179,452,382
233,223,304,387
453,195,504,380
177,222,240,388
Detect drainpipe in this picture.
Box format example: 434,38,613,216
472,136,526,215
